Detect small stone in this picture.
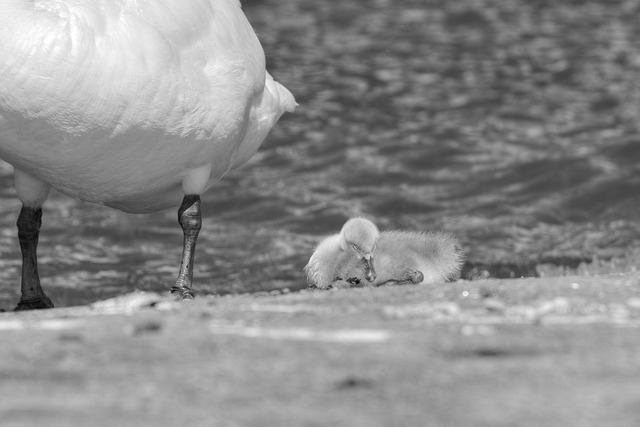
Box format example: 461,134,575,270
460,324,495,336
126,319,163,335
483,298,506,313
609,304,630,320
537,297,570,316
335,376,375,390
58,332,84,342
382,302,460,319
627,298,640,309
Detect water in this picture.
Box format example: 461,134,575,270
2,0,640,308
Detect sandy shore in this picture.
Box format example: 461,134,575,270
1,272,639,427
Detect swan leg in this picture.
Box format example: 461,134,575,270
13,170,53,310
14,206,53,310
171,195,201,300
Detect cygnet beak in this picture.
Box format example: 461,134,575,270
362,253,376,282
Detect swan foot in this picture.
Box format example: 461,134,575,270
170,286,195,300
407,269,424,284
14,295,54,311
173,195,201,301
15,205,54,310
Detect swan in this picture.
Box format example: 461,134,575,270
305,218,463,289
0,0,296,309
305,218,380,290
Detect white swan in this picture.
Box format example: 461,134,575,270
0,0,296,309
306,218,463,289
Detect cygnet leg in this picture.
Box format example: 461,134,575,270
14,206,53,310
378,268,424,287
171,195,202,299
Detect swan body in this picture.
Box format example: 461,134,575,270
0,0,295,213
306,218,463,289
0,0,295,309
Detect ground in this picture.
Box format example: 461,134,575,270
1,273,639,427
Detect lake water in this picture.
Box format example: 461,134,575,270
1,0,640,308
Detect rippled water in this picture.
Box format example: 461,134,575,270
2,0,640,308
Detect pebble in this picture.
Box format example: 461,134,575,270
483,298,506,313
382,302,461,320
627,298,640,309
460,324,496,336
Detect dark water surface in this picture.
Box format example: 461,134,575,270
2,0,640,308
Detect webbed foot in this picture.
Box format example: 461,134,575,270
170,286,195,301
378,268,424,287
407,269,424,284
14,295,54,311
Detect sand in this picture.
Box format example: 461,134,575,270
1,272,639,427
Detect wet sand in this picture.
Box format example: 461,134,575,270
1,273,639,426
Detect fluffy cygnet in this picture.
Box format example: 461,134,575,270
305,218,379,289
305,218,463,289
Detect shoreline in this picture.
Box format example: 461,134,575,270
2,272,639,426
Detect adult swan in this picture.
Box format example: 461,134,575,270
0,0,296,309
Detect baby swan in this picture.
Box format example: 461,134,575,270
305,218,379,289
338,229,463,287
306,218,463,289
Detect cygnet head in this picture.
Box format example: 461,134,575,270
339,217,379,282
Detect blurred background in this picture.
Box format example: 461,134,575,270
1,0,640,308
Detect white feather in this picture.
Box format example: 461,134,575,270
0,0,295,213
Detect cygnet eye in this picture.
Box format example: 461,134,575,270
351,244,359,252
